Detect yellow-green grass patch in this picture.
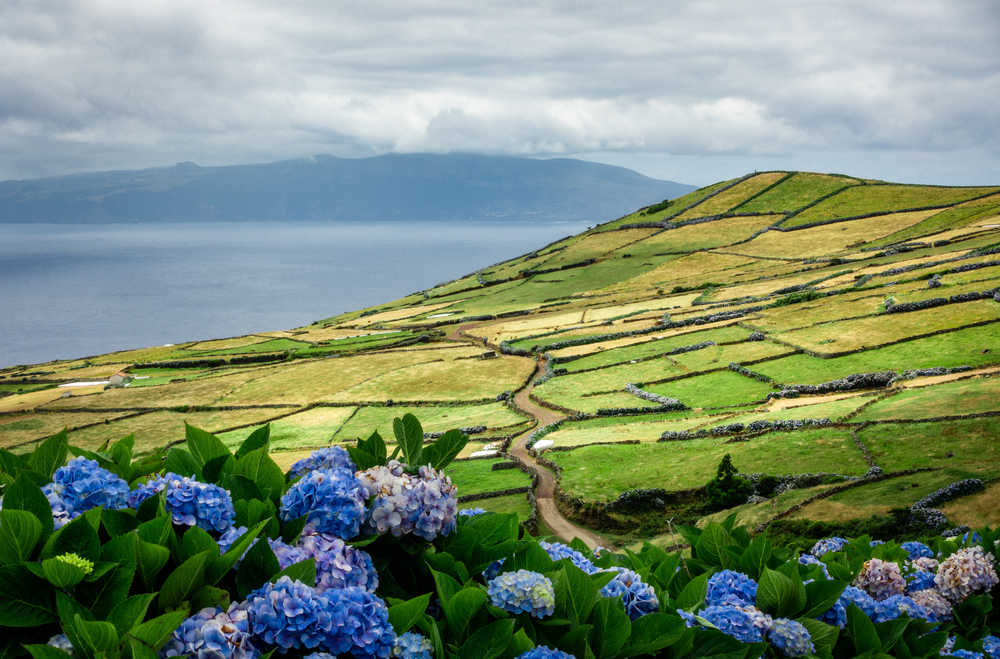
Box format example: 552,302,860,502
216,407,357,451
736,210,939,259
721,394,871,425
734,173,863,213
64,408,291,455
534,390,662,415
644,370,776,409
326,355,536,403
673,173,788,220
354,301,462,326
774,300,999,354
543,414,731,448
535,359,689,400
595,252,756,296
445,458,532,497
0,411,137,450
535,229,659,269
669,340,793,372
185,335,272,351
940,481,1000,528
860,417,1000,478
699,483,837,529
0,386,105,413
582,294,701,322
621,215,782,258
470,493,534,520
551,427,868,502
868,202,1000,247
853,376,1000,421
787,184,999,227
595,179,740,231
331,402,528,442
560,325,753,373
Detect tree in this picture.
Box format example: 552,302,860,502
704,453,752,510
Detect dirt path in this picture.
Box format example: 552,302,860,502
446,322,612,549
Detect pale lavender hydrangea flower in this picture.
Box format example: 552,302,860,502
767,618,814,657
909,588,952,622
358,461,457,540
162,603,258,658
853,558,906,600
392,631,433,658
935,546,999,603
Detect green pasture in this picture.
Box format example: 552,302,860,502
331,402,529,441
673,172,787,219
470,493,534,520
853,376,1000,421
644,370,776,409
859,417,1000,478
444,459,532,497
787,184,998,227
734,172,863,213
558,325,752,372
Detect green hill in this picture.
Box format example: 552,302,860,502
3,170,999,546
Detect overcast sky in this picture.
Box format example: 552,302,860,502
1,0,997,186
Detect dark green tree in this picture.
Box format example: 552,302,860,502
704,453,753,510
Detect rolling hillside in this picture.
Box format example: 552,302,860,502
3,170,999,547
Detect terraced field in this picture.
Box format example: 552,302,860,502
3,170,998,546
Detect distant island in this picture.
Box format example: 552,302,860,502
0,153,693,223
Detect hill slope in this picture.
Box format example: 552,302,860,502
2,170,999,546
0,153,693,223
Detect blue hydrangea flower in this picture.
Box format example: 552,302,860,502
902,541,934,560
810,537,848,557
280,468,367,540
961,531,983,545
458,507,486,517
982,635,1000,659
130,473,235,534
678,608,697,628
698,605,763,643
906,569,936,593
303,654,337,659
482,558,505,581
358,462,457,541
297,530,378,592
162,603,258,658
47,634,73,653
947,651,984,659
288,446,356,480
268,538,310,571
217,526,253,556
599,567,659,620
392,631,433,658
539,541,599,574
488,570,555,618
42,457,130,527
322,586,396,659
873,594,929,623
820,599,846,628
838,586,878,619
869,539,885,546
245,577,337,652
767,618,814,657
516,647,576,659
798,554,831,579
706,569,758,607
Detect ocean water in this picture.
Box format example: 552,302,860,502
0,221,589,368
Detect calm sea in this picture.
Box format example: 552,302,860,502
0,221,589,368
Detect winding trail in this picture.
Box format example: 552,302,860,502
447,322,613,549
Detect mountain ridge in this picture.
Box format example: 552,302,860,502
0,153,694,223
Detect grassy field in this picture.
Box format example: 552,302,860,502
6,169,1000,540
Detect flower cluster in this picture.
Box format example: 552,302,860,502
298,530,379,592
599,568,659,620
47,635,73,653
698,605,764,643
706,569,758,606
243,576,395,657
798,553,831,579
268,538,309,570
901,541,934,560
809,536,848,557
288,446,356,480
905,569,936,592
392,632,433,659
539,540,600,574
909,588,952,622
162,603,257,658
55,552,94,574
358,461,458,541
853,558,906,600
488,570,555,619
130,472,235,533
517,647,576,659
935,546,999,603
767,618,814,657
280,468,367,539
42,457,130,527
872,594,928,623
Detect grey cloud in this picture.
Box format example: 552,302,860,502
0,0,998,182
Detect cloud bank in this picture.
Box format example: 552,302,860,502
1,0,997,184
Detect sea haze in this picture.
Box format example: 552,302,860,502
0,220,589,368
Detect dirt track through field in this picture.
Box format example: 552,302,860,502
449,322,612,549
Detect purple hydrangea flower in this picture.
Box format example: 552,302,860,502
767,618,814,657
901,541,934,560
912,556,939,572
280,468,367,540
244,577,334,652
42,457,130,527
539,541,599,574
698,605,763,643
935,546,999,603
854,558,906,600
268,538,310,571
130,473,235,534
516,647,576,659
599,567,659,620
488,570,555,618
392,631,433,658
297,530,378,592
810,537,848,557
162,603,258,658
358,462,457,541
288,446,356,480
706,570,758,607
909,588,952,622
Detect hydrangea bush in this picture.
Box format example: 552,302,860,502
0,417,998,658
